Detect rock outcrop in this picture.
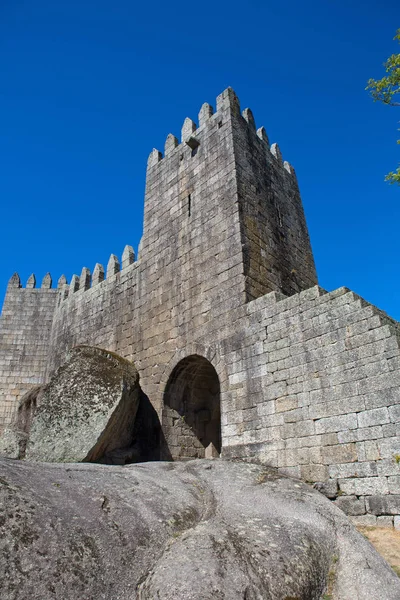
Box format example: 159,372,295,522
0,346,163,464
25,346,141,463
1,458,399,600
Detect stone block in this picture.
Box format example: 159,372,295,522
329,461,377,479
334,495,366,516
382,423,397,437
378,437,400,460
315,413,357,435
321,443,357,465
339,477,389,496
278,465,301,479
357,407,390,429
356,441,367,462
389,405,400,423
281,419,315,439
349,515,377,527
275,396,298,413
300,464,329,482
388,476,400,494
364,440,380,461
205,442,220,459
262,381,287,401
366,495,400,516
308,396,364,420
283,408,306,423
376,516,394,528
363,388,400,411
377,459,400,477
353,477,389,496
394,516,400,530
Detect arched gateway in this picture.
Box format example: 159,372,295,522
162,355,221,460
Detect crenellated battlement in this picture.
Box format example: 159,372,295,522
7,271,64,290
6,243,137,308
146,87,296,180
57,244,137,303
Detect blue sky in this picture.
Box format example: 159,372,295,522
0,0,399,318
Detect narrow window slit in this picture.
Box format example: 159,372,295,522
188,194,191,217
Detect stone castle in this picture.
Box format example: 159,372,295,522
1,88,399,523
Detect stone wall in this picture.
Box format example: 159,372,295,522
221,285,400,525
46,256,141,380
0,274,58,429
233,104,317,300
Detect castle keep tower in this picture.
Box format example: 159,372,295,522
142,87,317,312
1,88,400,525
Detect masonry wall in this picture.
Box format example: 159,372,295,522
232,106,317,300
0,276,58,430
220,285,400,525
46,260,141,380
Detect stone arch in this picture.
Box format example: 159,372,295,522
162,354,221,460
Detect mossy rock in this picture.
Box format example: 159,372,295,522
25,346,140,463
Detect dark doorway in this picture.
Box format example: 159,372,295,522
163,355,221,460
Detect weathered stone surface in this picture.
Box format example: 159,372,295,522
25,346,141,463
321,443,357,465
350,515,377,527
1,458,399,600
313,478,338,499
0,387,42,459
377,515,394,528
0,429,22,459
366,495,400,516
334,495,366,516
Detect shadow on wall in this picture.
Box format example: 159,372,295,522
162,355,221,460
100,390,172,465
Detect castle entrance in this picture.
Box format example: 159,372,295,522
162,355,221,460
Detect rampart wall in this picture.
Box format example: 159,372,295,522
219,285,400,526
0,274,58,428
46,249,141,379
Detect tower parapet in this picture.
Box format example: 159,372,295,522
70,275,79,293
122,245,135,269
26,274,36,289
146,87,300,189
8,273,21,288
57,275,67,288
79,268,91,291
93,263,104,286
41,273,52,289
